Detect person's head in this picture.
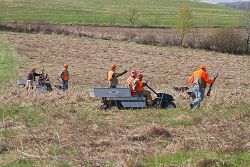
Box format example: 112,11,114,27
111,64,116,70
32,67,36,72
64,64,69,69
136,73,143,81
130,70,137,77
199,65,206,71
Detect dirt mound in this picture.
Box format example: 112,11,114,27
127,125,172,142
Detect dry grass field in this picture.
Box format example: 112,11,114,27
0,32,250,166
2,32,250,105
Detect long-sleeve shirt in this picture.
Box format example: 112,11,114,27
188,69,213,88
27,71,40,81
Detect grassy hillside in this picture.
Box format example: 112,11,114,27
0,0,244,27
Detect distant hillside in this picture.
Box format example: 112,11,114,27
0,0,244,27
218,1,250,10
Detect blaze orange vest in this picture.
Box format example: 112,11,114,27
62,69,69,81
131,79,144,95
126,76,135,90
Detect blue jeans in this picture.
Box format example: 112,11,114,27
192,85,205,108
62,80,68,90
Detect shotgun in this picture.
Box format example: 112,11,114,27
207,67,220,96
145,84,158,96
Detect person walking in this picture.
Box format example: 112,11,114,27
188,66,214,108
60,64,69,91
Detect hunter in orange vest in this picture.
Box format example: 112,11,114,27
126,70,137,90
60,64,69,90
132,73,153,106
188,66,214,108
107,64,127,88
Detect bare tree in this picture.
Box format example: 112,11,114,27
124,7,139,25
176,5,192,45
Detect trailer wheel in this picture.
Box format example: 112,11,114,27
114,101,124,110
165,102,176,109
100,104,109,110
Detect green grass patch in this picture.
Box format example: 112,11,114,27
0,104,53,127
140,150,219,166
139,150,250,167
75,103,250,128
2,159,35,167
2,102,247,130
0,129,18,137
2,159,75,167
0,0,245,27
211,103,250,120
0,40,18,91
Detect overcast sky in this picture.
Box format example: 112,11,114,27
201,0,249,3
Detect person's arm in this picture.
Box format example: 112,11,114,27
60,71,64,80
203,72,214,84
45,74,49,81
34,72,41,77
188,73,194,84
115,70,128,78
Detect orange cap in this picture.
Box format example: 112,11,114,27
64,64,68,68
111,64,116,69
200,66,206,70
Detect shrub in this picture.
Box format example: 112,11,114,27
137,34,158,45
208,28,246,54
122,31,137,41
161,33,181,46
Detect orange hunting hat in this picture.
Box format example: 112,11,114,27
200,65,206,70
111,64,117,69
64,64,68,67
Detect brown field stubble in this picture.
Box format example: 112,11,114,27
0,32,249,166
